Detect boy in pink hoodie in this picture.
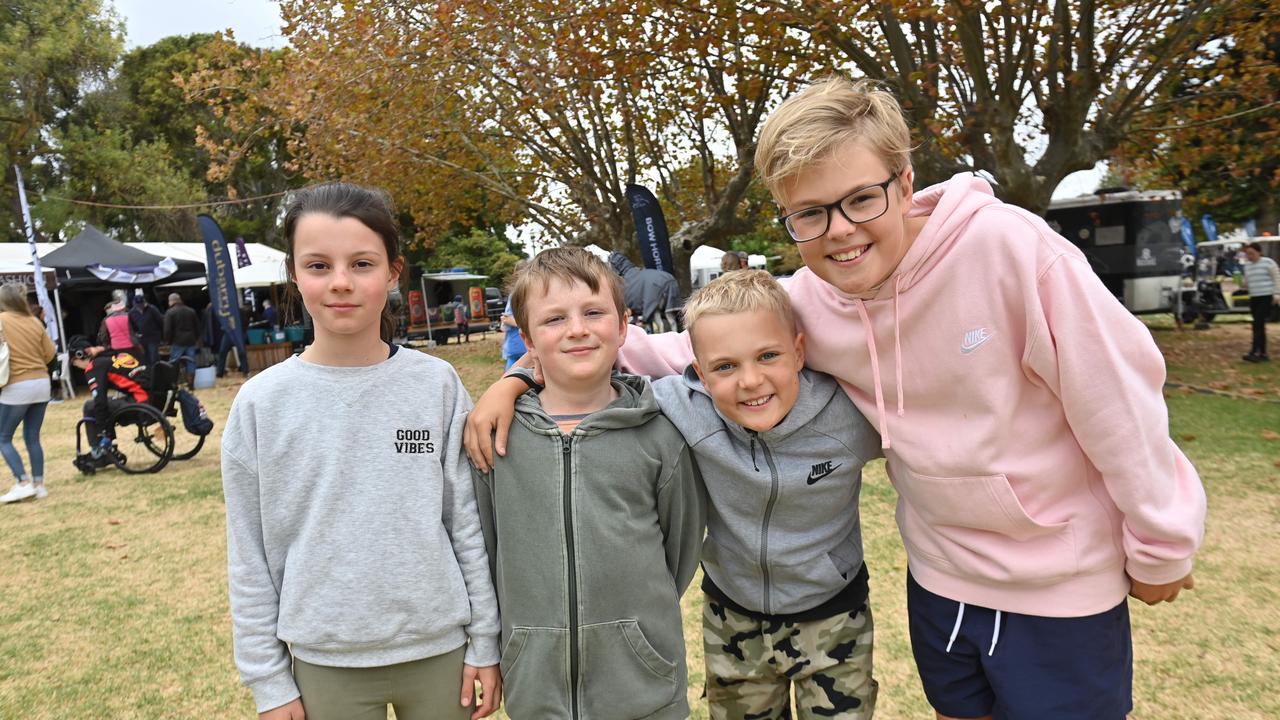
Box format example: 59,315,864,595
467,76,1206,720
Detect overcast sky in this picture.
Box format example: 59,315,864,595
112,0,285,49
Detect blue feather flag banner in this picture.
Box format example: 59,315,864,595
235,236,252,268
1200,214,1218,243
198,214,250,373
625,184,673,273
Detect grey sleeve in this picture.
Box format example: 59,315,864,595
221,410,299,712
441,382,501,667
470,463,499,587
656,444,706,596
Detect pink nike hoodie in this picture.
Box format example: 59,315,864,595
619,173,1206,617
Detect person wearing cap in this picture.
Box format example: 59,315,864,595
736,250,749,270
163,293,201,377
129,290,165,368
68,336,151,467
98,290,142,356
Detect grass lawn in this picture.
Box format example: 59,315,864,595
1,319,1276,719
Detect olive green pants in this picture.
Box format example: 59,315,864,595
292,644,472,720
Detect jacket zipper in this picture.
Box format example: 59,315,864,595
752,431,781,614
561,435,580,719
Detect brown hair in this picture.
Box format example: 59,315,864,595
508,247,626,335
0,283,32,316
684,270,796,350
755,76,914,200
282,182,404,343
719,251,740,274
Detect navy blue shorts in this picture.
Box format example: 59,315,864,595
907,571,1132,719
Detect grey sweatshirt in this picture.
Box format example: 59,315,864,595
221,349,500,712
473,374,705,720
652,366,881,615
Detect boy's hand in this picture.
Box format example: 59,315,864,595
461,663,502,719
464,376,529,472
259,698,305,720
1128,572,1194,605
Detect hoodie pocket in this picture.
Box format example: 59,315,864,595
579,620,678,719
894,468,1076,584
500,627,572,719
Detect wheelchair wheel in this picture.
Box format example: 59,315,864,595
108,403,174,475
171,429,207,461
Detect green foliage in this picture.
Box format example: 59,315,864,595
1,0,122,240
417,229,526,291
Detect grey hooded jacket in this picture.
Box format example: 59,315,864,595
652,366,881,615
472,374,705,720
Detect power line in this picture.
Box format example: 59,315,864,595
41,189,292,211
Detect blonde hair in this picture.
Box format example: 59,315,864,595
755,76,913,198
509,247,626,334
684,270,796,346
0,283,32,316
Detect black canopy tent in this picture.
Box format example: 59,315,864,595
39,225,205,288
38,225,208,343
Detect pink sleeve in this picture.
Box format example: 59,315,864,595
616,325,695,377
1027,254,1206,585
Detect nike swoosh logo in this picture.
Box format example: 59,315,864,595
806,463,842,485
961,332,993,354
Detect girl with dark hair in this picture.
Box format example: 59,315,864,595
221,183,501,720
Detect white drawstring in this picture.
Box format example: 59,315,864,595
945,602,966,653
989,610,1002,656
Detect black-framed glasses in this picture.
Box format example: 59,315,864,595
777,173,899,243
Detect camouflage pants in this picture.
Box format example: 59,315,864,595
703,597,877,720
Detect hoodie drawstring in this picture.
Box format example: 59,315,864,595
944,602,965,653
893,276,904,418
989,610,1002,656
853,299,891,449
943,602,1003,657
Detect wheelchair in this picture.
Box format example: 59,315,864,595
73,361,208,475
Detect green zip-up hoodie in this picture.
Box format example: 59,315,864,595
473,374,705,720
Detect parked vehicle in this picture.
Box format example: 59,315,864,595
1181,237,1280,324
1045,189,1187,314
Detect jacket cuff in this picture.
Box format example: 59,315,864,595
464,633,501,667
1125,557,1193,587
250,669,301,714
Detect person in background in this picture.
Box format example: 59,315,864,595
452,295,470,344
129,290,165,369
736,250,750,269
99,290,141,355
1240,241,1279,363
499,294,525,371
0,283,56,504
262,299,278,330
164,293,200,377
719,250,741,276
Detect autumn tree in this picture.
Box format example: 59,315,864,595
1119,0,1280,234
189,1,819,292
756,0,1240,213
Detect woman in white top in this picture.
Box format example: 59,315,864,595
0,283,56,503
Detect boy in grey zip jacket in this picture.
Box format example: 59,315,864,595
471,248,705,720
491,270,881,719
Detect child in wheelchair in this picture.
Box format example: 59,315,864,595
68,336,151,469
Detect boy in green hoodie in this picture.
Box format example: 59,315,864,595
470,247,705,720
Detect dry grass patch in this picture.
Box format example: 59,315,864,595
1,330,1276,718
